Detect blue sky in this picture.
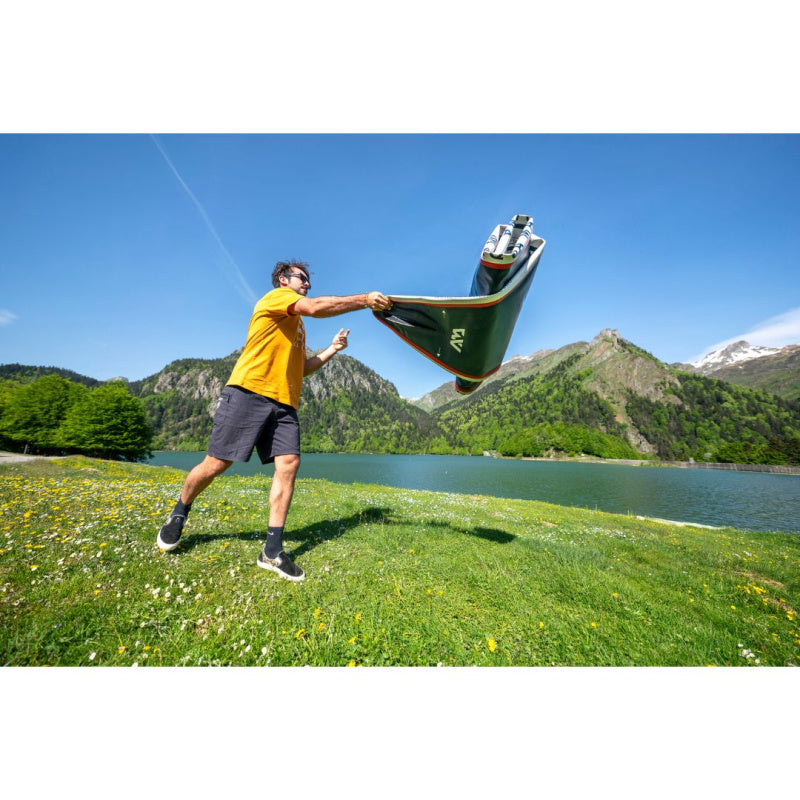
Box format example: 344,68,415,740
1,133,799,398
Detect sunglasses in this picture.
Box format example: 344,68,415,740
286,272,311,287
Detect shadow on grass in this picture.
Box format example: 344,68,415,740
466,527,516,544
176,507,394,556
289,507,396,559
176,506,515,557
417,519,516,545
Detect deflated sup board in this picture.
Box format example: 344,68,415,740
374,214,545,394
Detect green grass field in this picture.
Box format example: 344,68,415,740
1,456,798,666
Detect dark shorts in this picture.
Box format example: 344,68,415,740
207,386,301,464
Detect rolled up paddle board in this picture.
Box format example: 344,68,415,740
374,214,545,394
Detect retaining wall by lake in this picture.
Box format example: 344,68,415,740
663,461,800,475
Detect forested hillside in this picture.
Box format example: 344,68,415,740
628,372,800,463
130,350,443,453
0,363,101,388
299,355,443,453
433,353,643,458
430,330,800,463
3,329,800,465
128,352,240,451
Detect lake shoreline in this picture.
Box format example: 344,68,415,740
515,455,800,475
144,450,800,533
146,449,800,476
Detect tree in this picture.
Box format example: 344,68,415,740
59,382,153,460
0,375,87,452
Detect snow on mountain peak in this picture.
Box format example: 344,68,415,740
691,340,780,371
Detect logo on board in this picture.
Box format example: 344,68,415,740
450,328,465,353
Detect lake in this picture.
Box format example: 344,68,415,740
147,452,800,534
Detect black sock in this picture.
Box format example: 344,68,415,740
172,500,192,517
264,526,284,558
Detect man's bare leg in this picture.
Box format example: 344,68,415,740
180,455,233,505
258,454,305,580
157,455,232,551
268,453,301,528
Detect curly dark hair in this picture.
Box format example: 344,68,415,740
271,260,311,288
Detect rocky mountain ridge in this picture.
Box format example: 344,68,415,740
673,341,800,402
124,348,434,451
411,329,679,415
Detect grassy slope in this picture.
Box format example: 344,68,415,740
1,457,798,667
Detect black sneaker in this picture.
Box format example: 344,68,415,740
157,514,187,552
257,549,305,582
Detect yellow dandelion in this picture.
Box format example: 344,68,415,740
354,612,362,622
348,636,357,644
731,605,736,610
118,646,126,654
295,629,305,639
317,623,326,633
590,622,598,628
313,607,322,618
612,592,620,599
487,637,497,652
347,660,357,667
539,621,545,629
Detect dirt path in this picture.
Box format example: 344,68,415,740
0,451,54,464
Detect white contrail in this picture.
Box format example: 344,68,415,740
150,135,257,306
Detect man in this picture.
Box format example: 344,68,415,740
156,259,392,582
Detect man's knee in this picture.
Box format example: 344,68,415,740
202,455,233,478
274,453,300,479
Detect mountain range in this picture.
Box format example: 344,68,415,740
412,335,800,410
2,330,799,463
672,340,800,403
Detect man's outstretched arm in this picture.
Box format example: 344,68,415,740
290,291,392,318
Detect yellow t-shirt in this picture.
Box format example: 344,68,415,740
226,287,306,408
